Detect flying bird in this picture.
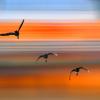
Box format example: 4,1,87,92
0,19,24,39
69,66,89,80
36,52,58,63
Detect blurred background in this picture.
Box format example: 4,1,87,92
0,0,100,100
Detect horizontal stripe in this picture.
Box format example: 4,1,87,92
0,41,99,51
5,0,93,10
0,11,96,21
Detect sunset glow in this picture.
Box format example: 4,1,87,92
0,21,100,40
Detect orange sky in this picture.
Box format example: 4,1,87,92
0,21,100,92
0,21,100,40
0,70,100,91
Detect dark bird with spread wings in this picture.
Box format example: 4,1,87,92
0,19,24,39
69,67,89,80
36,52,58,63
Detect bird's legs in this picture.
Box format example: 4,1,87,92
76,72,79,76
45,58,47,63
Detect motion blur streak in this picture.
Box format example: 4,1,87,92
0,0,100,100
0,21,100,40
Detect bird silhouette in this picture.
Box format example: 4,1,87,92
0,19,24,39
36,52,58,63
69,66,89,80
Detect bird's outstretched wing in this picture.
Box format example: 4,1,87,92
47,53,54,55
47,52,58,56
69,69,75,80
18,19,24,32
0,32,14,36
79,67,88,71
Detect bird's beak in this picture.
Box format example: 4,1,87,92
54,54,58,56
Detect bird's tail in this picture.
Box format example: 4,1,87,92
14,31,19,39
